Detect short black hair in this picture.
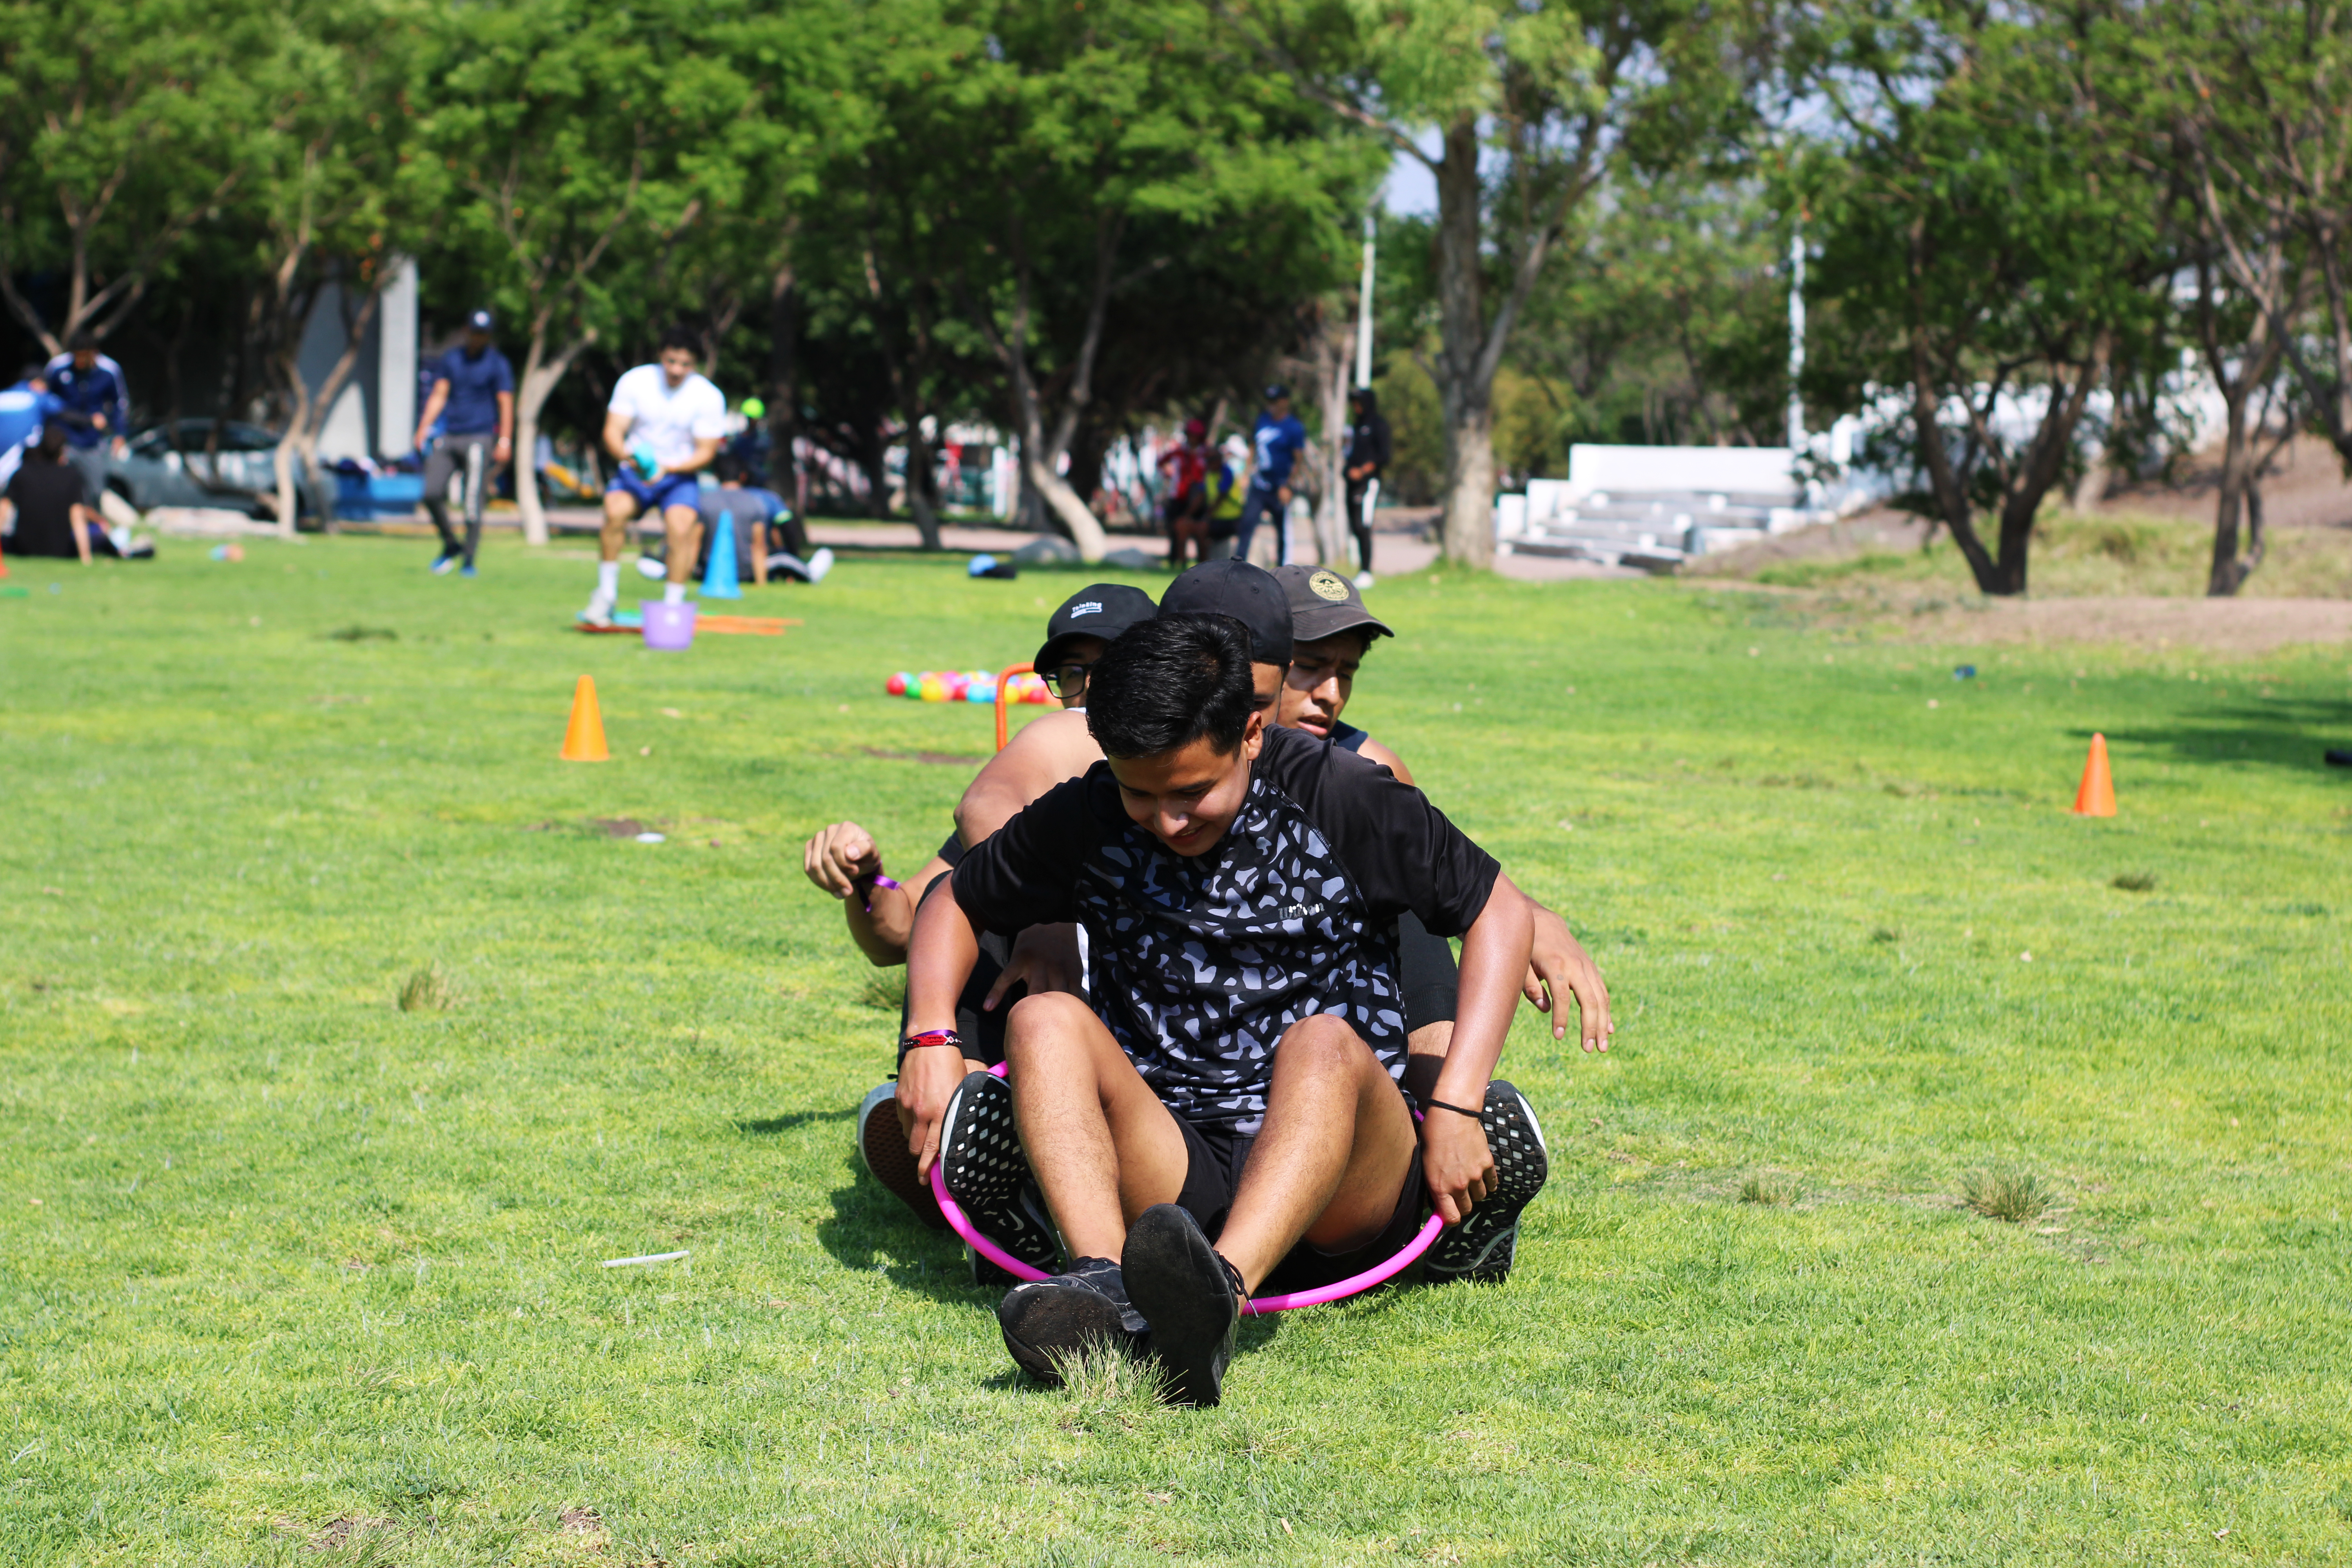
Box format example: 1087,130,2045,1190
711,451,744,484
36,424,67,460
657,325,699,357
1087,614,1256,760
65,333,96,353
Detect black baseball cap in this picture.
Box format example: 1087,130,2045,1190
1273,564,1393,644
1159,559,1292,666
1035,583,1158,674
1262,382,1290,402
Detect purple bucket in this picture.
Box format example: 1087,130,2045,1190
640,599,697,650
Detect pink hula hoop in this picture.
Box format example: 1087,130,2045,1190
927,1064,1446,1314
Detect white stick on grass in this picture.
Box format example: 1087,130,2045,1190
600,1250,690,1268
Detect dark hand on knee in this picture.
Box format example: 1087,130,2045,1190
1420,1106,1495,1225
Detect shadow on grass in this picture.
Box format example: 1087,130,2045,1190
816,1168,990,1307
735,1108,855,1136
2088,698,2352,773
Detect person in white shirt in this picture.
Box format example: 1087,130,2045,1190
583,327,727,624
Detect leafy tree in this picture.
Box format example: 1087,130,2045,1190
419,0,762,543
1795,0,2172,595
0,0,279,354
1223,0,1763,566
2159,0,2352,593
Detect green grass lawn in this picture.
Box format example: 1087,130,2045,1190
4,534,2349,1566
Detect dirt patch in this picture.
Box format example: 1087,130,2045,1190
590,818,648,838
559,1505,605,1534
312,1515,398,1550
1764,585,2352,653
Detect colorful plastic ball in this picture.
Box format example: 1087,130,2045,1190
918,675,947,702
886,672,909,696
967,682,995,704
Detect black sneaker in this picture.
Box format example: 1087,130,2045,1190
1122,1203,1242,1407
996,1256,1147,1383
938,1072,1062,1273
855,1083,945,1230
1423,1080,1549,1285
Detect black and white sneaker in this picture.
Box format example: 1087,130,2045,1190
1122,1204,1242,1407
996,1256,1147,1383
938,1071,1062,1274
1423,1080,1549,1285
855,1083,945,1230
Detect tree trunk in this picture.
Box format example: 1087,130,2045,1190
1314,310,1349,566
515,320,595,548
1432,117,1496,569
2207,394,2259,596
272,279,383,539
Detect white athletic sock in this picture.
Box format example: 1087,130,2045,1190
663,581,687,605
595,561,621,600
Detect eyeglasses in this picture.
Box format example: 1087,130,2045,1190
1042,661,1095,699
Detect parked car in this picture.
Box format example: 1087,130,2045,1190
110,420,328,524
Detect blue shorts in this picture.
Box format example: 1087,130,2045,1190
608,468,702,515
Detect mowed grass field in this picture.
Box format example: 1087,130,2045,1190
2,533,2349,1567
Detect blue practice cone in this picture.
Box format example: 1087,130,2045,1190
701,508,743,599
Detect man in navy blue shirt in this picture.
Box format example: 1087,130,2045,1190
42,338,129,510
410,309,515,576
1233,383,1307,567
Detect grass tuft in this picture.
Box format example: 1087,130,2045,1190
2111,871,2158,892
396,964,457,1013
1049,1342,1171,1432
1960,1169,2052,1224
1739,1174,1800,1206
1869,925,1901,944
324,624,399,641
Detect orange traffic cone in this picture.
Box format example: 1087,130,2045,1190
561,675,610,761
2072,733,2116,817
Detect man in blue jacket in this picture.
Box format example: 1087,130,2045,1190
1232,384,1306,567
42,338,129,510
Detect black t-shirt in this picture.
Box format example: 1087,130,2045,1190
1345,412,1391,475
4,461,85,557
951,725,1499,1133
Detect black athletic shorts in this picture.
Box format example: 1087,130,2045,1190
1172,1106,1427,1295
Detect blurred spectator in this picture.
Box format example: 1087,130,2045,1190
42,336,128,509
2,426,110,563
692,454,831,584
411,309,515,577
0,367,65,491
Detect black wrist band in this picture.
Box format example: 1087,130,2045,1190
1422,1096,1485,1121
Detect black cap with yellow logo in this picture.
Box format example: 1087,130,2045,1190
1272,563,1394,644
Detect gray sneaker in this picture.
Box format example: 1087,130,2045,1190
856,1083,945,1230
1422,1081,1549,1285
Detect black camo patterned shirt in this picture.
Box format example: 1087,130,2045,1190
951,726,1499,1134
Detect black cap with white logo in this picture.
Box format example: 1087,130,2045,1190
1273,563,1393,644
1034,583,1159,674
1159,559,1293,666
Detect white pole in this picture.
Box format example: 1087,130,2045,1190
1355,213,1376,390
378,256,418,459
1786,225,1806,454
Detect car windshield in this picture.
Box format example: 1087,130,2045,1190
133,420,280,454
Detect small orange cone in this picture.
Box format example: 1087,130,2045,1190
2072,732,2116,817
561,675,610,761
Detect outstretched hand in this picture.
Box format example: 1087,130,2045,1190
1420,1107,1495,1226
1523,904,1613,1053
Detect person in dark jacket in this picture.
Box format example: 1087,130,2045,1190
1343,387,1391,589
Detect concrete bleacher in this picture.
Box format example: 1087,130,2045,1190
1497,445,1825,573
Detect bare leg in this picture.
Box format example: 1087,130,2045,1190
599,490,635,563
1002,992,1190,1261
1213,1016,1418,1292
662,503,703,585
